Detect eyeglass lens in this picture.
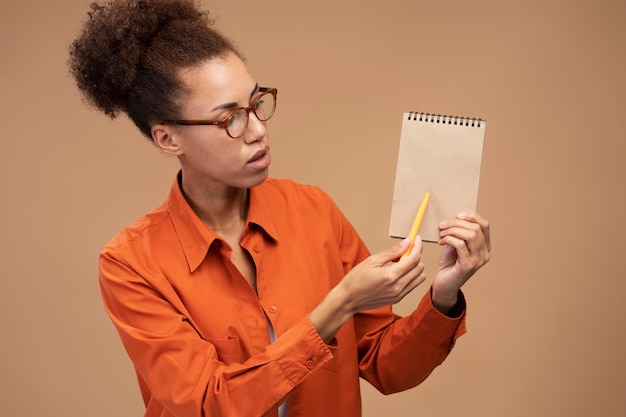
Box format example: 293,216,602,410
227,90,276,138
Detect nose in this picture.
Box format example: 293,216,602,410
242,111,267,144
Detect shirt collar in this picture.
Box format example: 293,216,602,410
247,183,280,243
166,172,280,272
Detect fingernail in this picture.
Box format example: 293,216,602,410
457,212,466,219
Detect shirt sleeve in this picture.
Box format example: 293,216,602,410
354,291,466,394
324,190,467,394
99,250,334,417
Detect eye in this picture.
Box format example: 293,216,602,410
227,109,245,126
254,93,275,121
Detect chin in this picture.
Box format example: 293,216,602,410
246,169,270,188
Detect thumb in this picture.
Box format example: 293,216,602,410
372,238,410,265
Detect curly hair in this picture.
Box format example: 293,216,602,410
69,0,238,140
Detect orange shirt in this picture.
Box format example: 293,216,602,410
99,173,467,417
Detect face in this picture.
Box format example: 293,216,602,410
155,52,271,192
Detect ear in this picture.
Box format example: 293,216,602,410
152,124,183,156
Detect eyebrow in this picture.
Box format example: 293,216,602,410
210,83,259,112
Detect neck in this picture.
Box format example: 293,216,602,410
179,171,249,233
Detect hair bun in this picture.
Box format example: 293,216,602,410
69,0,209,118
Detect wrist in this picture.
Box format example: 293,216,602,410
431,286,460,316
326,284,357,326
309,285,354,343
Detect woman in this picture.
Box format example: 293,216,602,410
69,1,491,416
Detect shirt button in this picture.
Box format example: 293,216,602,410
306,360,315,369
253,245,260,253
269,306,278,314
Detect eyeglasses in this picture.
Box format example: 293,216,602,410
161,87,277,139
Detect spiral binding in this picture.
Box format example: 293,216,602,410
407,111,482,127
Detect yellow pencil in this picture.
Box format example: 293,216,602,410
400,191,430,260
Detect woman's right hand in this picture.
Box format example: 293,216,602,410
337,237,427,314
309,238,426,343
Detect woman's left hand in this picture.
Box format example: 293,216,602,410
431,211,491,313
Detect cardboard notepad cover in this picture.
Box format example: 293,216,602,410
389,112,486,243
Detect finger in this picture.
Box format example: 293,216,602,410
440,217,488,255
441,227,489,266
371,238,411,266
385,260,426,304
397,270,427,301
397,236,422,269
456,212,491,251
439,231,489,274
388,241,426,295
387,235,423,265
438,234,472,269
402,235,423,263
440,221,484,249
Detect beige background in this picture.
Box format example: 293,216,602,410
1,0,625,416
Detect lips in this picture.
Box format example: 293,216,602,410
248,148,267,163
247,147,271,169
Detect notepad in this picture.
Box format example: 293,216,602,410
389,112,486,243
